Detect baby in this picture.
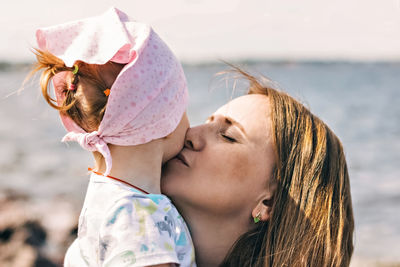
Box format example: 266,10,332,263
31,7,195,266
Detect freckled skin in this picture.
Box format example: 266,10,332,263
161,94,276,218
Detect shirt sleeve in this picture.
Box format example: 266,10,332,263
64,238,90,267
99,194,180,267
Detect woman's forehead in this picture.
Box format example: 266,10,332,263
214,94,271,142
215,95,269,121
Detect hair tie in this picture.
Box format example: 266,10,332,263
68,64,79,91
72,64,79,75
68,84,77,91
104,88,111,96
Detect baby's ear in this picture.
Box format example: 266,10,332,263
52,71,70,100
100,62,125,88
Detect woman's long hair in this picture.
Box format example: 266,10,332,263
220,67,354,267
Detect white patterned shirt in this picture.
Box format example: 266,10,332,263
64,173,196,267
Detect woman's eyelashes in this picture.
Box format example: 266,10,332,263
221,133,236,142
220,129,237,143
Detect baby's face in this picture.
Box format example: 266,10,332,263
162,112,189,163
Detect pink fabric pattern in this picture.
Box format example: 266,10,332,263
36,7,188,175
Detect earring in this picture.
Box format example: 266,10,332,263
254,212,261,223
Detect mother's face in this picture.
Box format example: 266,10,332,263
161,94,276,219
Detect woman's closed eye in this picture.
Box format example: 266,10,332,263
221,133,236,142
220,130,238,143
206,115,242,143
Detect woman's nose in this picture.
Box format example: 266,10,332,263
184,125,206,151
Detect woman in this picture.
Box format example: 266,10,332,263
161,67,354,267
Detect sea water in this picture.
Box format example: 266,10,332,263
0,61,399,266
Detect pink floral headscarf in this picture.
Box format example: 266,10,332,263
36,7,188,175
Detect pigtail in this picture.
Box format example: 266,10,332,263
28,49,125,132
30,49,77,111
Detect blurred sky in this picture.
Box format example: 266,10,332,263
1,0,399,63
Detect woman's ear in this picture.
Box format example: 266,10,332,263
252,197,274,222
252,178,276,223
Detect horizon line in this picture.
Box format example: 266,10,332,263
1,58,399,71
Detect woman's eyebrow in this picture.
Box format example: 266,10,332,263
207,115,246,135
226,116,246,135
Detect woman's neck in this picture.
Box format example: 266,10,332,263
93,141,164,194
181,207,251,267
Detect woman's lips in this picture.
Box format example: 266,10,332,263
176,152,189,167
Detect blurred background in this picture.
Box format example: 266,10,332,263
1,0,399,266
